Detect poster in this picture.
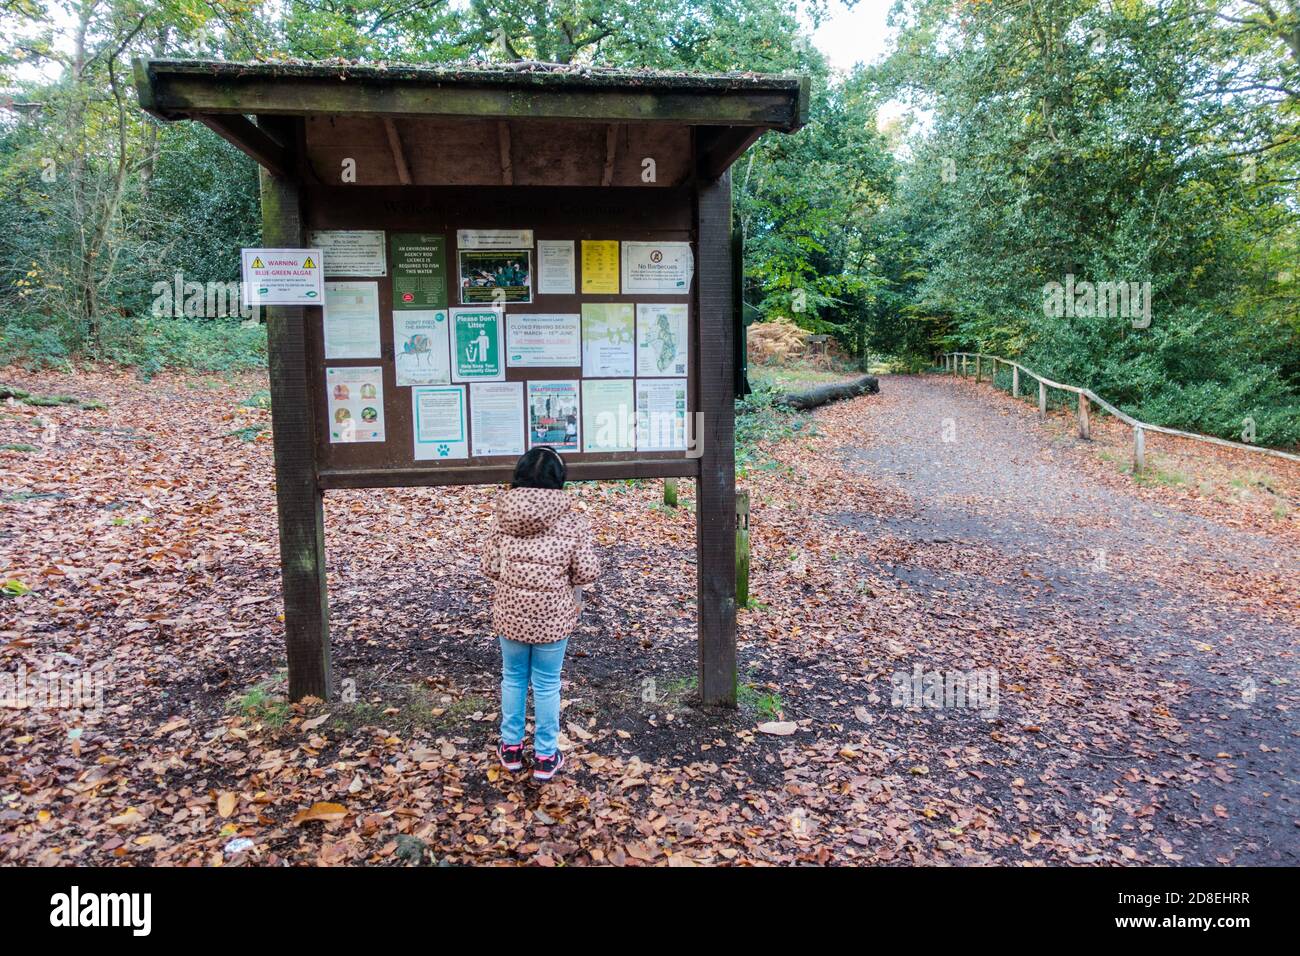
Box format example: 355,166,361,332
240,248,322,306
308,230,386,276
537,240,576,294
323,281,381,359
636,303,689,376
393,310,450,386
326,366,385,443
451,307,505,382
528,380,580,452
581,240,619,294
457,229,533,249
458,250,532,304
636,378,688,451
470,382,526,458
581,379,635,453
581,303,635,377
622,241,694,293
506,313,580,367
390,234,448,309
412,385,468,460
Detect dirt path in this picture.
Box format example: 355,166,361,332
838,374,1299,865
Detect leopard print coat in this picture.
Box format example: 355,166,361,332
480,486,601,644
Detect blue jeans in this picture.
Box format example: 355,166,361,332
499,636,568,756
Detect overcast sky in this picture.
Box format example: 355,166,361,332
809,0,898,73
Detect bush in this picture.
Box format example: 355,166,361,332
0,313,73,371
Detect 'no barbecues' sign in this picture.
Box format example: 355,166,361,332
241,248,325,306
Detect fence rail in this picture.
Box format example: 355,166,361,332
940,352,1300,472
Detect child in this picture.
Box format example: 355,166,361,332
481,446,600,781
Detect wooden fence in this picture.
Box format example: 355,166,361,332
940,352,1300,472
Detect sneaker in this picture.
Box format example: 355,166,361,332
533,749,565,782
498,740,525,772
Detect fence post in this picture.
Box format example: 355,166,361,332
962,355,968,377
663,477,678,508
1011,365,1019,398
975,354,982,383
1133,427,1145,474
1078,393,1091,440
735,490,751,608
1038,380,1047,418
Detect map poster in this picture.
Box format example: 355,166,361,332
581,379,635,453
581,303,635,377
393,310,450,386
636,378,688,451
323,281,381,359
470,382,526,458
412,385,468,460
528,380,580,452
308,230,387,277
326,366,386,443
537,240,576,295
622,241,694,293
506,313,580,367
636,303,689,377
451,307,505,382
581,240,619,294
458,250,533,304
390,234,448,309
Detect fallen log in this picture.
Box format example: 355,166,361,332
775,374,879,410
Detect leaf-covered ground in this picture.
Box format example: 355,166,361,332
0,367,1296,866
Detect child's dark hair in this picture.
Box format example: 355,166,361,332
511,446,566,489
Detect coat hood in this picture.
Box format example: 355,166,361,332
496,486,572,537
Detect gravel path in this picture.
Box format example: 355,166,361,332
836,373,1299,865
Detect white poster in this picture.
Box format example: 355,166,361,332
412,385,468,460
581,303,635,377
536,240,576,295
528,380,580,452
457,229,534,249
326,366,385,443
621,241,695,294
240,248,323,306
581,379,635,453
393,310,451,386
636,303,689,377
308,230,387,276
507,313,580,367
323,281,381,359
636,378,688,451
470,382,526,458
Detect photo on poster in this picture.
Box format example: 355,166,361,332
450,307,505,383
393,310,451,386
326,366,386,443
506,313,580,367
622,241,694,293
581,240,619,294
323,281,381,359
390,234,448,309
458,250,532,304
308,230,387,276
412,385,468,460
581,379,635,452
470,382,526,458
536,240,576,294
636,378,688,451
527,380,580,452
636,303,689,377
581,303,635,377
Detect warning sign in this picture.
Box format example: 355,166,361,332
241,248,325,306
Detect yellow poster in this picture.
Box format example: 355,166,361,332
581,240,620,294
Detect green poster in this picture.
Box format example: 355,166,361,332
390,233,448,309
451,307,504,382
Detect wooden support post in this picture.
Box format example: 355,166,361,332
1133,426,1146,474
975,354,982,383
735,490,750,608
962,355,968,377
695,171,737,707
663,477,678,508
1078,393,1091,440
1038,380,1047,418
257,141,330,702
1011,365,1019,397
